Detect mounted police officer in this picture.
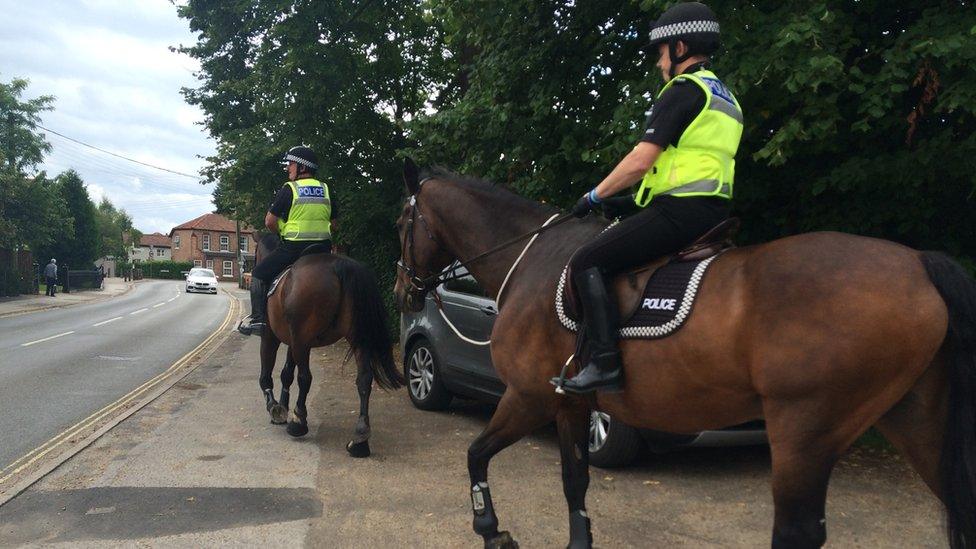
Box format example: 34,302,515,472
560,2,743,394
239,146,338,336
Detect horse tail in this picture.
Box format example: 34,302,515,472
334,257,405,391
921,251,976,549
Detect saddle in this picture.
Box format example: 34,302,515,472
559,218,739,338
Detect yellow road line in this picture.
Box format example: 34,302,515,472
0,295,237,485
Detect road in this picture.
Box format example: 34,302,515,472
0,280,230,474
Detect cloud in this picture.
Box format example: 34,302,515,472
0,0,218,234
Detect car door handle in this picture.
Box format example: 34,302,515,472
479,305,498,315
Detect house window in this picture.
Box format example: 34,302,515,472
156,248,164,257
239,236,248,253
193,260,202,267
223,260,233,277
206,260,214,270
220,235,229,251
174,235,180,249
202,234,211,251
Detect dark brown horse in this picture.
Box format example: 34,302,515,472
254,233,403,456
394,161,976,548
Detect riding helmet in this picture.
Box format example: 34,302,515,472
649,2,721,57
282,145,318,172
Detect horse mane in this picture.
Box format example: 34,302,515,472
420,166,558,219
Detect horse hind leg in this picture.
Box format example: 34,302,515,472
873,354,947,498
286,344,312,438
346,350,373,458
271,350,297,425
468,389,553,549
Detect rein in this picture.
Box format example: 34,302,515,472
397,180,574,297
398,179,573,346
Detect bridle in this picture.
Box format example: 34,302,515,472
395,180,447,294
396,178,574,301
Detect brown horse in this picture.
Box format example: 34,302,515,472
394,161,976,548
254,233,404,456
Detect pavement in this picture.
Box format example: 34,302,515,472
0,277,134,318
0,287,947,547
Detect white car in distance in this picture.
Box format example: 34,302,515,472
185,268,219,294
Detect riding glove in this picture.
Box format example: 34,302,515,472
572,194,596,218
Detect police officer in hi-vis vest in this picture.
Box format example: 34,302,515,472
239,146,338,336
560,2,743,394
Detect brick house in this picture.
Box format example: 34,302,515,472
168,213,255,279
129,232,172,262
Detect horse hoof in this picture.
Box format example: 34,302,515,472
346,440,371,458
486,531,519,549
269,404,288,425
286,421,309,437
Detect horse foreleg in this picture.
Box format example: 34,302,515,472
286,344,312,438
346,351,373,458
468,389,552,549
260,330,284,424
556,404,592,549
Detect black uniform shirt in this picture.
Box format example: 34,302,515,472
269,179,340,222
640,62,710,149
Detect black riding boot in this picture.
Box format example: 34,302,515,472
560,267,622,394
239,278,268,336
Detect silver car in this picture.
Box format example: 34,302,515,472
185,268,219,294
400,267,766,468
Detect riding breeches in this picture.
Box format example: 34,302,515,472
252,239,332,284
569,195,730,278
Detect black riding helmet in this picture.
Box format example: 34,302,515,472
281,145,318,174
649,2,721,79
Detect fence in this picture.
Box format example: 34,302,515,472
0,248,36,296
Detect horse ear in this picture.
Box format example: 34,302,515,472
403,157,420,195
251,231,261,243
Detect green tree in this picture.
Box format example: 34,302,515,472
94,197,138,260
178,0,449,300
0,76,63,252
36,170,99,269
413,0,976,258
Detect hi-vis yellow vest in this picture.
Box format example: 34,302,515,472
277,178,332,241
634,69,743,207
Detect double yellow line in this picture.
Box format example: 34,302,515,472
0,293,239,490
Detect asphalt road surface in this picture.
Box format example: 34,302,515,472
0,280,230,473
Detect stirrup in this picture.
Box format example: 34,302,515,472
237,316,265,336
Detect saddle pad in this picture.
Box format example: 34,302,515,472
555,255,719,339
267,267,292,297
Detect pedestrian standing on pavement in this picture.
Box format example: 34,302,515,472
238,146,339,336
44,258,58,297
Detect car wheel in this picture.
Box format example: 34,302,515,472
405,339,452,411
589,411,644,468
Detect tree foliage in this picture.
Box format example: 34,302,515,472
179,1,976,284
0,76,64,252
95,197,138,261
35,170,100,268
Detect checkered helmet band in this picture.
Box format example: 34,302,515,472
650,20,720,42
283,154,318,170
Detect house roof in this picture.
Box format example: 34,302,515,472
139,232,172,248
168,213,254,237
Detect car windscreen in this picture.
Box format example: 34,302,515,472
190,269,216,278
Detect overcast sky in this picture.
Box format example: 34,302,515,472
0,0,216,235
